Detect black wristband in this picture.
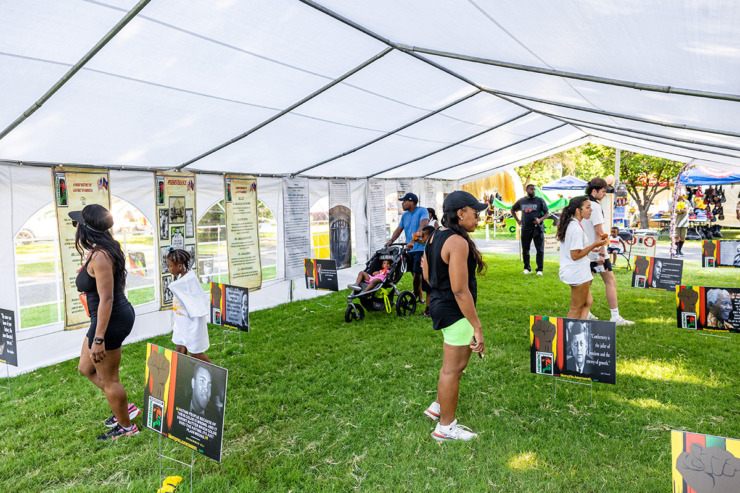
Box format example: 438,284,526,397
93,337,105,345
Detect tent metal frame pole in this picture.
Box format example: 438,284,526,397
367,111,532,178
291,90,481,176
422,123,568,178
547,115,740,154
586,135,731,167
175,47,394,171
0,0,152,142
456,136,591,183
397,46,740,103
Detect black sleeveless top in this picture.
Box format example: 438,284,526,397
75,251,130,318
425,228,478,330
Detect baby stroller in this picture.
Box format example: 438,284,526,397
344,244,418,322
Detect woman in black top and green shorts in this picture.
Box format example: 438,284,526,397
422,191,487,441
72,205,138,440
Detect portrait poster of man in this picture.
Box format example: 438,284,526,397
631,256,683,292
52,166,110,330
671,430,740,493
0,308,18,367
676,285,740,332
529,316,616,384
303,258,339,292
718,240,740,268
154,172,197,309
162,275,173,305
329,180,352,269
210,282,249,332
143,344,228,462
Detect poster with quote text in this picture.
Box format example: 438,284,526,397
224,176,261,289
0,308,18,366
368,180,387,254
282,178,311,279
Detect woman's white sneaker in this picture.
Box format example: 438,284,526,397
432,420,478,441
424,401,440,421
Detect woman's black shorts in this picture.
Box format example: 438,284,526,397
86,303,135,350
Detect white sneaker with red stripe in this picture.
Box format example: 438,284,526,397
432,419,478,441
423,401,440,421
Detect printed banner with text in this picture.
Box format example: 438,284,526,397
53,166,110,330
367,180,387,254
225,176,261,289
282,178,311,279
156,173,197,309
143,344,227,462
632,256,683,291
210,282,249,332
329,180,352,269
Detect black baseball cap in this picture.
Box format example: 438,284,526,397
443,191,488,212
68,210,107,234
399,192,418,203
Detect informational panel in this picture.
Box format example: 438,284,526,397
0,308,18,367
224,175,262,289
143,344,227,462
397,179,412,217
209,282,249,332
530,316,616,384
53,166,111,330
702,240,740,268
676,285,740,332
303,258,339,291
671,430,740,493
423,179,437,212
155,173,197,310
282,178,311,279
367,180,387,254
630,234,657,257
328,180,352,269
632,256,683,291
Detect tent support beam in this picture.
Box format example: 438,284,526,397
366,111,532,178
422,123,570,178
0,0,152,142
175,47,394,171
397,46,740,103
291,90,481,176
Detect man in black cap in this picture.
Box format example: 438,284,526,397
386,193,429,302
511,184,550,275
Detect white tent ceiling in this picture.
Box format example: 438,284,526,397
1,0,739,182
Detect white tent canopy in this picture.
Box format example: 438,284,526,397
1,0,739,179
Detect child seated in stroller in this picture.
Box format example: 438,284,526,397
351,259,391,292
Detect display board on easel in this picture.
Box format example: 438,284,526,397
676,285,739,332
702,239,740,267
632,256,683,291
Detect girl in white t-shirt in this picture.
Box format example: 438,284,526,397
556,197,609,319
166,249,212,363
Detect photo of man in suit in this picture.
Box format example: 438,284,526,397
566,321,591,375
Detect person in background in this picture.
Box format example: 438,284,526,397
556,196,608,319
72,204,139,440
422,191,487,441
511,184,550,276
607,227,627,265
386,193,429,303
418,225,436,317
427,208,440,229
581,178,634,326
674,194,692,258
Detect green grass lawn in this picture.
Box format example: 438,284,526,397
1,254,738,491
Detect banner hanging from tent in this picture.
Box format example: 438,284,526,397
155,172,197,310
424,179,437,213
329,180,351,269
367,180,386,254
224,175,261,289
53,166,111,330
282,178,311,279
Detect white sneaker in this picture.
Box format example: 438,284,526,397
587,312,598,320
536,271,543,276
347,283,360,290
432,419,478,441
423,401,440,421
522,269,531,274
611,316,635,326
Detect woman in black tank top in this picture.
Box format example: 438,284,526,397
71,204,138,440
422,191,488,442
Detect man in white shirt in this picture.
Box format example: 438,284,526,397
581,178,634,326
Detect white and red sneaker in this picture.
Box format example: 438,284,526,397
423,401,440,421
432,420,478,441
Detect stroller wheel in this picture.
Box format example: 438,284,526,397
396,291,417,317
345,303,365,323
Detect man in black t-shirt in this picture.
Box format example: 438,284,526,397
511,184,550,275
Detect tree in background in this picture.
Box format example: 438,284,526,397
515,146,609,188
582,145,683,228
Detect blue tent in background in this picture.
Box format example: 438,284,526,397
678,166,740,186
541,175,588,190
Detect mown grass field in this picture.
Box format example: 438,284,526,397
0,254,737,491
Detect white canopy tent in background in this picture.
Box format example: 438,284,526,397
1,0,739,374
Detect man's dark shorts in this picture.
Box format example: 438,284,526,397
589,258,613,273
408,251,424,274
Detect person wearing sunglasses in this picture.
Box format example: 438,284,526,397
70,204,138,440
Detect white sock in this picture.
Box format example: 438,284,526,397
121,424,133,431
439,420,456,430
610,308,620,319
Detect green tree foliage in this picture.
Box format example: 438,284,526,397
515,146,609,188
582,145,683,228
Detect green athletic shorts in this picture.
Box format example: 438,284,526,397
441,318,474,346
